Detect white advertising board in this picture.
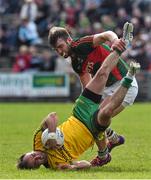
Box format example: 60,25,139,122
0,73,70,97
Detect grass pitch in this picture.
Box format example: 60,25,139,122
0,102,151,179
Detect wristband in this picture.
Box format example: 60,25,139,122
48,132,56,140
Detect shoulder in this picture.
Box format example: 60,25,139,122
71,35,94,48
70,35,95,57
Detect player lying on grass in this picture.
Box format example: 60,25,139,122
17,41,140,170
48,22,137,165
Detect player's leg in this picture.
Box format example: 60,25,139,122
86,50,122,95
99,78,138,151
88,43,125,167
97,83,132,129
90,126,125,166
99,21,135,118
87,75,130,133
106,127,125,152
112,79,138,117
91,62,140,167
90,132,111,167
90,23,135,166
96,61,140,131
86,22,133,101
95,81,138,153
101,78,138,117
90,83,129,166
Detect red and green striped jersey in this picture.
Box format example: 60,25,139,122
70,35,128,87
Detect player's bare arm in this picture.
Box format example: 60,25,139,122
57,160,91,170
86,51,119,94
41,112,59,149
79,73,92,89
93,31,118,46
41,112,58,131
93,31,126,52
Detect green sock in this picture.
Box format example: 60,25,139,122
121,77,133,88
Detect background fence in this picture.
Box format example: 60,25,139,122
0,71,151,102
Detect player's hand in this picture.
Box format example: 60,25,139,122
45,139,58,150
57,161,91,170
72,160,91,169
57,164,75,170
111,39,126,53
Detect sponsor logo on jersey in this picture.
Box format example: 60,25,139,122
86,62,94,73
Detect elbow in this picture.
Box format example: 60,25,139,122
106,30,116,36
107,30,115,34
107,31,118,42
106,30,114,34
100,106,113,120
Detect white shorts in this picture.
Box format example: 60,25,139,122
102,77,138,107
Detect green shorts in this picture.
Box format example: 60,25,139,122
72,95,103,139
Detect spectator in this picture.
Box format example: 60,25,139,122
92,22,103,34
128,39,150,70
0,0,151,73
84,0,101,23
146,42,151,71
101,14,116,31
114,0,132,15
144,15,151,33
20,0,38,22
77,12,91,36
35,0,50,36
0,25,10,56
48,0,62,26
131,17,142,35
55,57,73,73
0,0,8,14
12,45,31,72
98,0,115,15
40,50,56,72
5,0,21,14
63,1,77,28
116,8,131,29
132,6,144,24
29,45,42,71
18,17,42,46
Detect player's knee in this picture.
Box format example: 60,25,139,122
100,107,113,120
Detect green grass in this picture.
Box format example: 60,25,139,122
0,102,151,179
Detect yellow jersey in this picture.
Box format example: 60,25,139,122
33,116,94,169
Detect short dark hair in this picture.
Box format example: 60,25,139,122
48,26,70,48
17,154,31,170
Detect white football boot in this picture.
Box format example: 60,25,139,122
127,61,141,77
122,22,134,46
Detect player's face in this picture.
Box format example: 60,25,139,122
55,38,70,58
23,151,45,169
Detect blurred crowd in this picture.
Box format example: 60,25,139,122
0,0,151,73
